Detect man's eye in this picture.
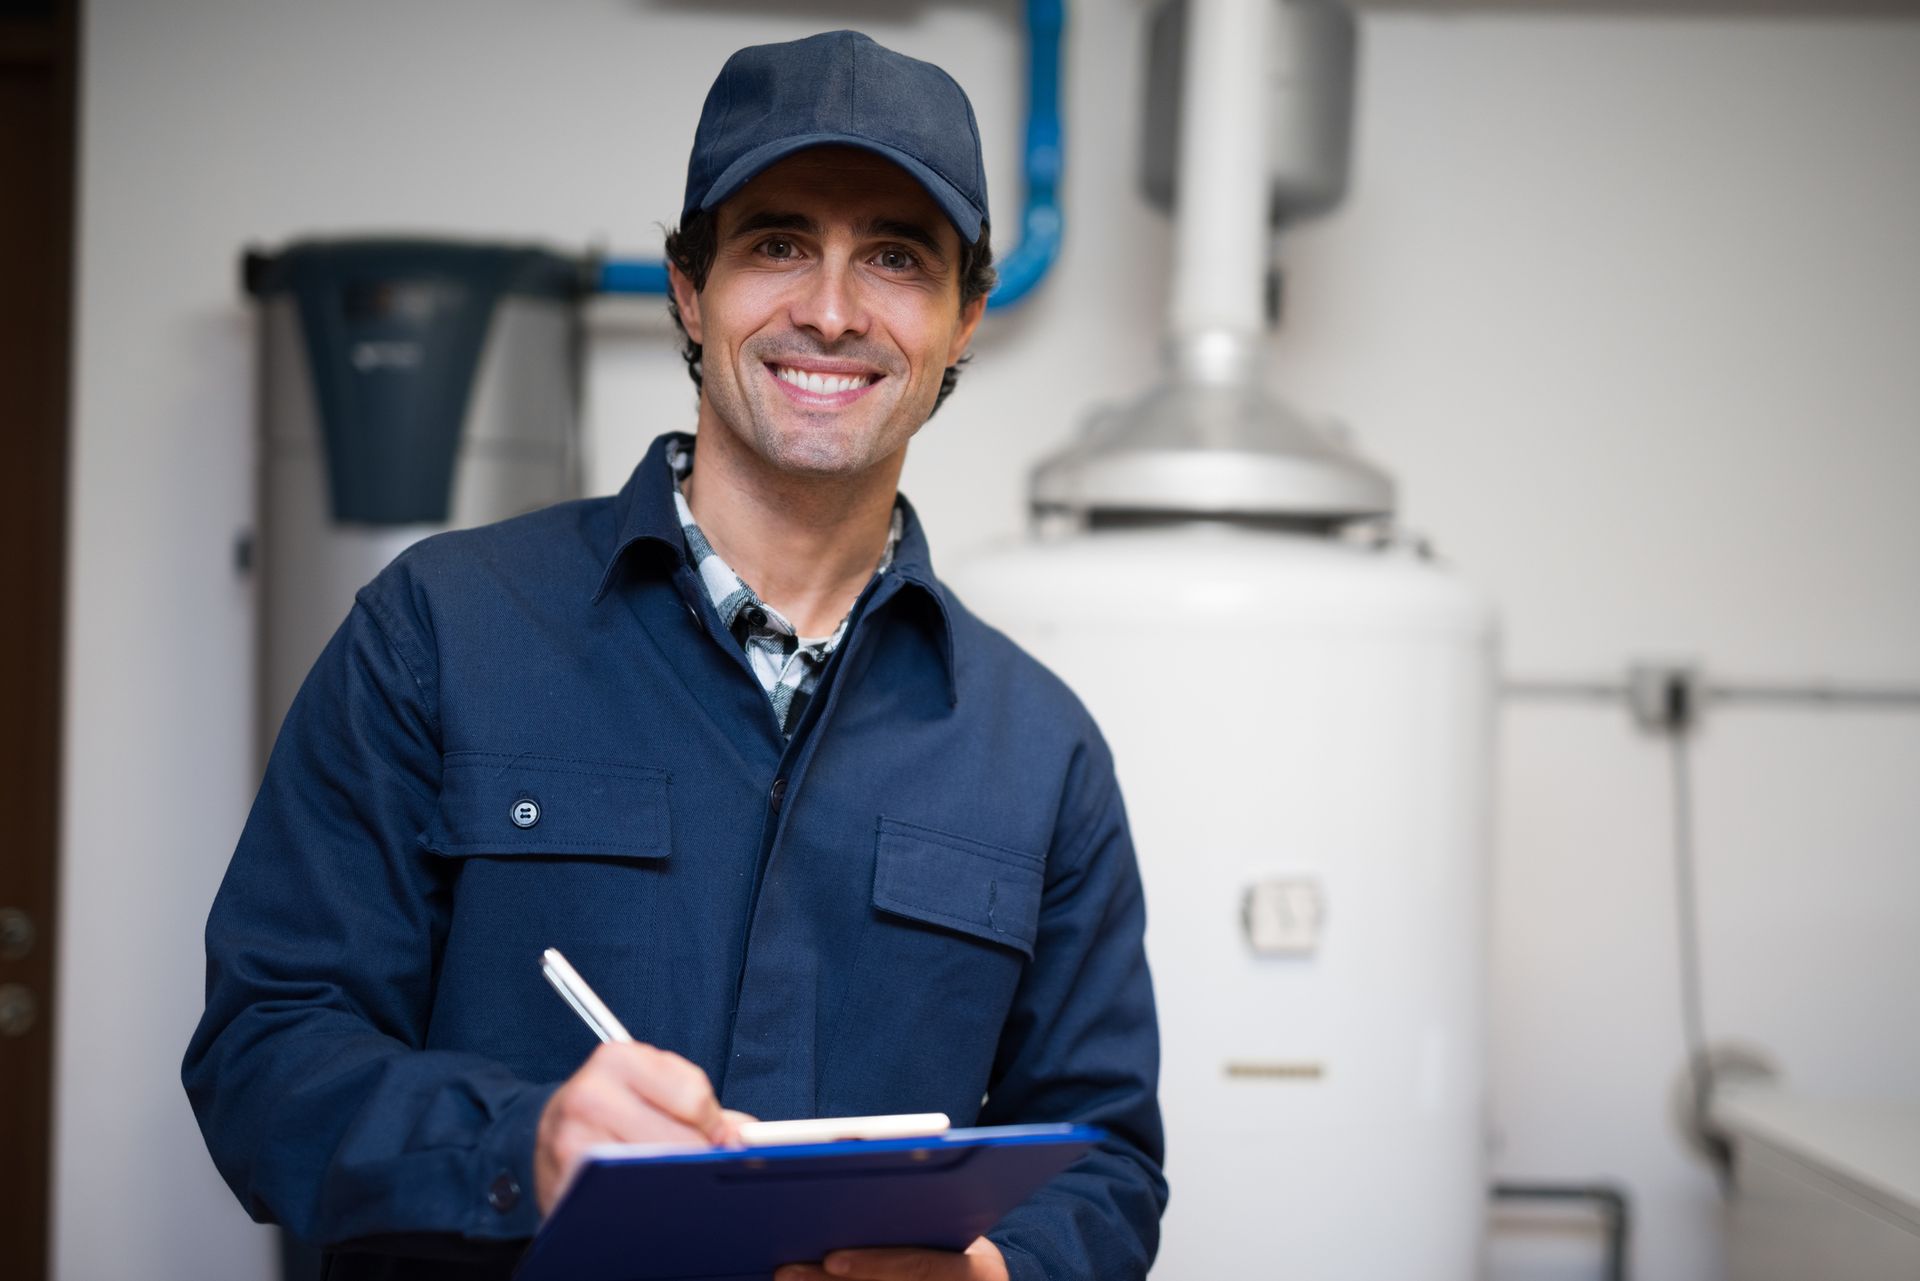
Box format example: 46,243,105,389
761,238,797,259
875,247,919,271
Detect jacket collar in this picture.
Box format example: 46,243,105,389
877,490,960,708
592,432,959,706
591,432,687,602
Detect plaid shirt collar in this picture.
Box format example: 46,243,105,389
665,437,903,734
591,434,960,710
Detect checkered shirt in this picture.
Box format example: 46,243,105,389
667,439,902,736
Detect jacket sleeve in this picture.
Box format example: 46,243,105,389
181,576,556,1254
983,733,1168,1280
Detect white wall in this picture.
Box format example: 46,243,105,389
1275,15,1920,1279
59,2,1920,1279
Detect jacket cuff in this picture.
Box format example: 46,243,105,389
466,1080,561,1240
990,1234,1048,1281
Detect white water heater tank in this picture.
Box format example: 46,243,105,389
953,0,1498,1263
949,522,1495,1278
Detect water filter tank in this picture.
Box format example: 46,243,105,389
245,238,585,744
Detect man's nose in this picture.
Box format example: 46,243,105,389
787,259,867,343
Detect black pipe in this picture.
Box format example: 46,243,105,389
1491,1181,1631,1281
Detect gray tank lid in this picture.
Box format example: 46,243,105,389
241,237,584,526
1031,337,1396,524
244,238,587,300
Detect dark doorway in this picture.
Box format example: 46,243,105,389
0,0,77,1277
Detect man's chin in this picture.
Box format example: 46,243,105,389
760,443,887,480
747,422,910,481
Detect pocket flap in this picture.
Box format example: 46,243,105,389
872,817,1044,958
423,752,671,860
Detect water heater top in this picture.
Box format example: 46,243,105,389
1030,340,1395,525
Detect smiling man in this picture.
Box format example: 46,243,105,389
185,30,1164,1281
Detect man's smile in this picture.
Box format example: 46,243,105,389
764,360,885,406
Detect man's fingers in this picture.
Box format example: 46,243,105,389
605,1044,729,1139
558,1045,724,1145
720,1108,759,1144
573,1067,711,1145
578,1042,726,1140
537,1042,734,1215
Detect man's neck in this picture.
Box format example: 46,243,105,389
679,419,904,638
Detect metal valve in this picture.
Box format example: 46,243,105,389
0,907,35,961
0,984,36,1038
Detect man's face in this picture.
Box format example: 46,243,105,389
670,147,986,479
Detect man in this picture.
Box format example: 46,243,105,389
185,30,1165,1281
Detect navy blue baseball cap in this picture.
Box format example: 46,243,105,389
682,30,989,243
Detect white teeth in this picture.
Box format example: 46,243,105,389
775,366,873,395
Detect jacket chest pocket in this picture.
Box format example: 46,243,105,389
872,817,1044,959
418,753,675,1066
422,752,672,861
821,818,1046,1117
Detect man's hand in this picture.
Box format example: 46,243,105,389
774,1237,1010,1281
534,1042,750,1214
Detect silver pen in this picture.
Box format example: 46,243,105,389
540,947,633,1044
542,946,949,1149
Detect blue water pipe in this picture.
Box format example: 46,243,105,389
596,0,1065,311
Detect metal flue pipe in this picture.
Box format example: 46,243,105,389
1168,0,1272,384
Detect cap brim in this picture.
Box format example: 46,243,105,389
695,132,984,242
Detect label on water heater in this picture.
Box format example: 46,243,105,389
1243,877,1324,955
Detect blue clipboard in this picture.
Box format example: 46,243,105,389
513,1123,1101,1281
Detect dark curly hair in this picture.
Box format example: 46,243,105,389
663,208,995,419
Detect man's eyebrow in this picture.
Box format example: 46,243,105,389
725,210,820,240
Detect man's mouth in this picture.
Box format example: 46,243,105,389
767,363,882,400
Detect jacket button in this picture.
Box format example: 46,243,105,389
746,606,769,628
510,799,540,829
487,1172,520,1213
769,778,788,811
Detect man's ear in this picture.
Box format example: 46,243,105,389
668,262,704,345
947,293,987,367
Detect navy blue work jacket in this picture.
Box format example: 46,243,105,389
184,434,1165,1280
